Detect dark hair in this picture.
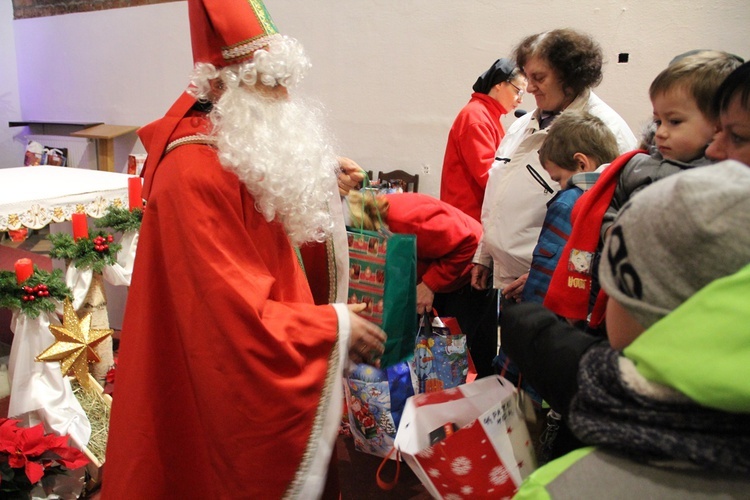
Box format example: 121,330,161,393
539,110,619,170
713,61,750,117
513,28,603,98
650,51,743,120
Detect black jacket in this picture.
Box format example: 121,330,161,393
499,301,606,415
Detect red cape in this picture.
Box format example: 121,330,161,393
103,110,341,498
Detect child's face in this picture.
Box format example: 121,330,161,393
706,93,750,166
605,297,646,350
652,88,717,162
542,160,577,188
542,154,597,189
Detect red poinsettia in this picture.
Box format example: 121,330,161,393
0,418,89,494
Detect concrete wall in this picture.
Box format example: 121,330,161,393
2,0,750,195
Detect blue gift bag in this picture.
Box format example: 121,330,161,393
344,361,415,457
414,314,470,393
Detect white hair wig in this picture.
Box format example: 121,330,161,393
188,35,311,101
186,35,338,246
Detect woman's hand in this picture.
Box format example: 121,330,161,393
416,282,435,315
347,303,387,367
503,272,528,303
337,157,366,196
471,264,491,290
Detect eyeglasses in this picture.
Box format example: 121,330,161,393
507,81,525,98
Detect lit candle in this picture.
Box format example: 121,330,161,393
72,212,88,240
128,176,143,211
14,258,34,284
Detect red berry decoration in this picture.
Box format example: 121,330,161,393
107,235,114,243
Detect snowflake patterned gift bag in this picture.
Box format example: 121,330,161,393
394,375,536,499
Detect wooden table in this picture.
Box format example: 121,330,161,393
71,124,139,172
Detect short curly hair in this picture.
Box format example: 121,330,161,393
650,50,744,120
513,28,603,98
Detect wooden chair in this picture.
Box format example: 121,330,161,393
377,170,419,192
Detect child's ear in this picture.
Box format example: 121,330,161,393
573,152,597,172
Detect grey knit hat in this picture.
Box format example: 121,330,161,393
599,160,750,329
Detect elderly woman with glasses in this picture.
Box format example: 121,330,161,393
472,28,637,301
440,57,528,223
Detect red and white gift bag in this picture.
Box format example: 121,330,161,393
393,376,536,499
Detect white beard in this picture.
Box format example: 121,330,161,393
209,86,339,246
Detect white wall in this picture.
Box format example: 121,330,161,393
0,1,24,167
4,0,750,194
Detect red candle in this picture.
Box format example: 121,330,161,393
72,212,88,240
14,258,34,284
128,176,143,211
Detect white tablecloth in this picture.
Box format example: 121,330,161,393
0,166,134,231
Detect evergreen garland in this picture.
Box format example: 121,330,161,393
48,231,122,274
95,205,143,233
0,268,71,319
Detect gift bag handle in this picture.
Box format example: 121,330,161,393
419,312,433,337
376,446,402,491
350,173,388,234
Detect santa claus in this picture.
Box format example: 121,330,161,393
103,1,385,498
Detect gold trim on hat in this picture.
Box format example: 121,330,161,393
222,33,282,62
248,0,278,35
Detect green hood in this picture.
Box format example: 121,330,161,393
624,263,750,413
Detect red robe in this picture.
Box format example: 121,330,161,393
103,108,343,498
440,93,507,222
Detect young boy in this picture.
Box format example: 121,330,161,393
503,162,750,497
601,50,744,238
512,111,620,304
543,50,743,327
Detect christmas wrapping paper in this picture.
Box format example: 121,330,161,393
394,376,536,499
344,362,415,458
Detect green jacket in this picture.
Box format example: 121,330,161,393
515,263,750,499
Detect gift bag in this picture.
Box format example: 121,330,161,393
346,226,417,367
393,376,536,499
344,362,415,457
414,313,470,393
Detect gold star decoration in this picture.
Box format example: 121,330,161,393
36,298,113,390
